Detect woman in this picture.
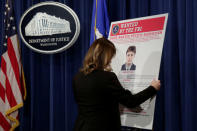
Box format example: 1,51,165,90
72,38,160,131
121,46,136,71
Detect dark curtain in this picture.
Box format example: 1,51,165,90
1,0,92,131
0,0,197,131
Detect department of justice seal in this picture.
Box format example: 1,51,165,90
19,2,80,54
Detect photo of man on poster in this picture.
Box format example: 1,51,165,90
121,46,136,71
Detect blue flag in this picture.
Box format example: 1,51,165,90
90,0,110,45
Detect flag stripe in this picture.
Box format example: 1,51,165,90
5,73,17,107
10,35,21,73
0,97,10,120
0,112,11,131
1,54,18,107
7,37,22,94
0,56,6,75
0,82,5,102
0,70,6,102
4,52,22,105
0,69,6,88
0,124,6,131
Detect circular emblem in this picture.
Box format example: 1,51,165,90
19,2,80,54
112,25,119,35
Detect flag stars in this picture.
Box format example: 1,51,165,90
10,17,14,20
5,35,8,39
12,26,16,30
8,24,10,27
5,4,8,8
8,7,10,11
4,43,7,46
4,11,7,15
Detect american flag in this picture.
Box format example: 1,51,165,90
0,0,26,131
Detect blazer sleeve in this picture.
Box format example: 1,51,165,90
107,72,157,108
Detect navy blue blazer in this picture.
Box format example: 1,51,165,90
72,70,156,131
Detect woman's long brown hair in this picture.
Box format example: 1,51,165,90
80,38,116,75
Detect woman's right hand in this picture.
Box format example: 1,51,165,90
151,79,161,91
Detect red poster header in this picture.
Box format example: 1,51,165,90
110,16,165,36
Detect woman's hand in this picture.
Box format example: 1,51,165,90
151,79,161,91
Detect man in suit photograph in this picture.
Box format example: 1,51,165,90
121,46,136,71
